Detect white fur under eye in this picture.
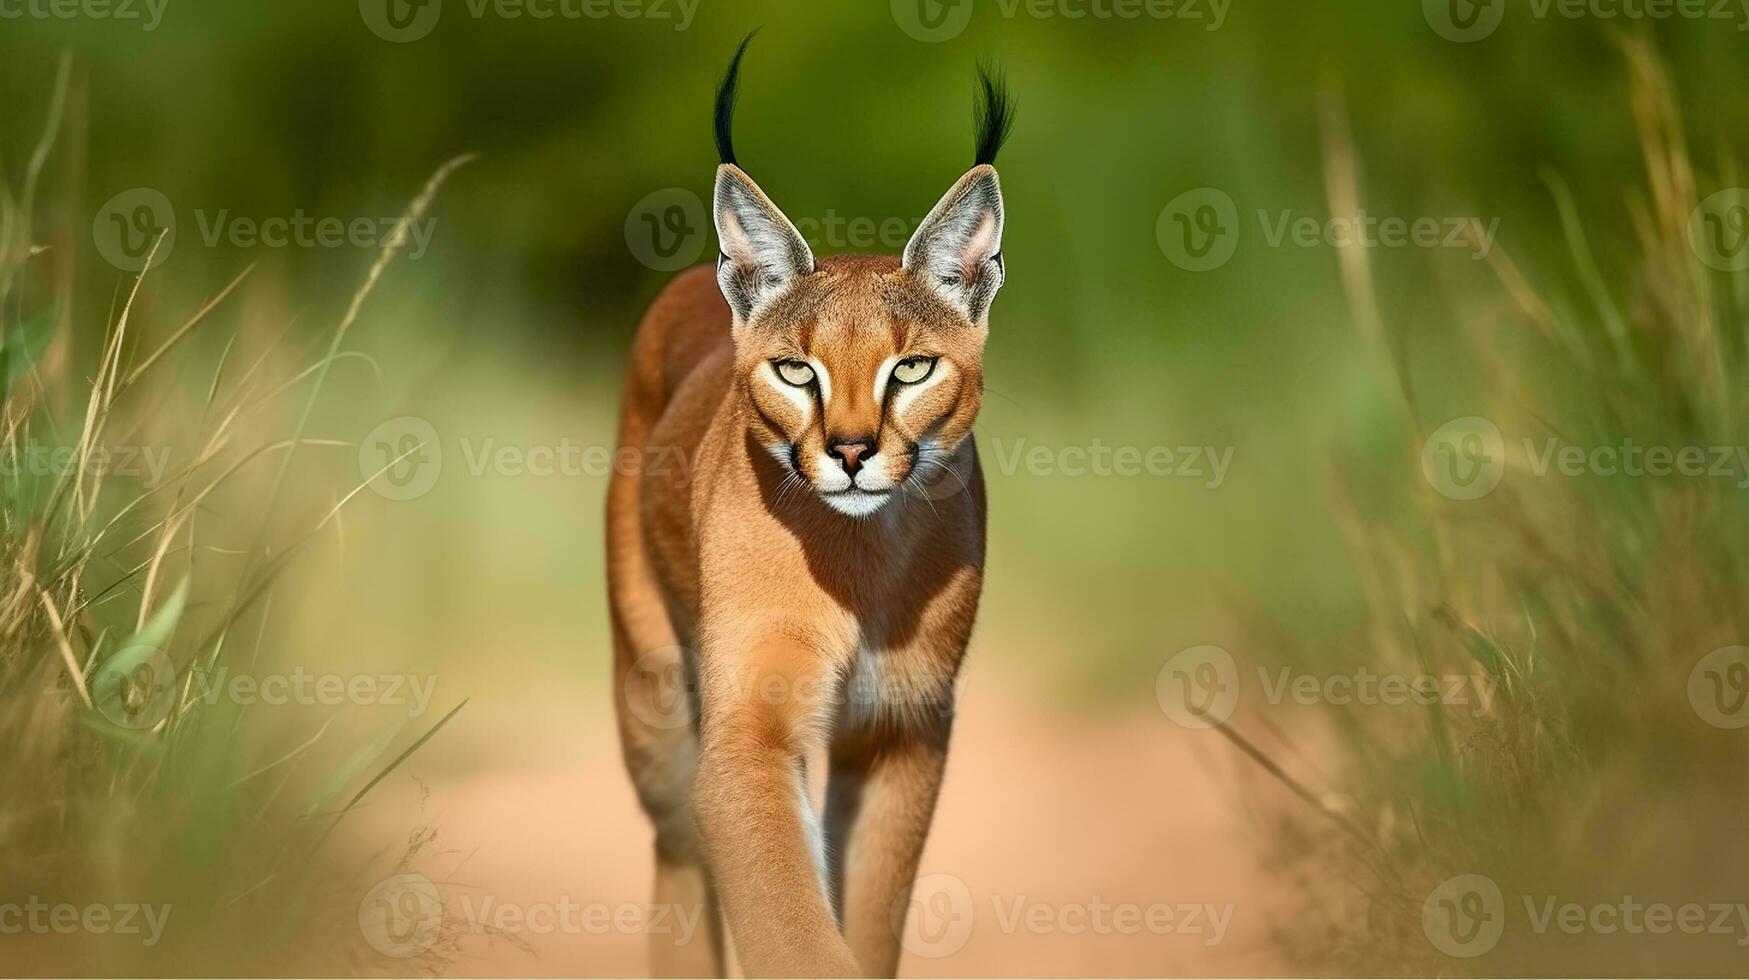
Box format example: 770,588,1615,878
872,355,900,404
895,358,953,415
806,358,832,403
759,363,813,419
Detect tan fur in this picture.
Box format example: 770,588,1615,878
609,227,991,975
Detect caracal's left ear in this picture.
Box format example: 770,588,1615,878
903,164,1005,325
714,163,815,324
905,64,1014,326
708,32,815,326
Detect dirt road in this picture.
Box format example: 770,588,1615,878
346,659,1289,977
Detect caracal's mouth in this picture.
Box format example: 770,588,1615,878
819,487,894,518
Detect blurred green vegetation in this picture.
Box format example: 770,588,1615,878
7,3,1749,974
4,5,1749,700
6,0,1742,702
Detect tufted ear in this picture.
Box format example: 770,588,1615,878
902,164,1005,325
713,164,814,325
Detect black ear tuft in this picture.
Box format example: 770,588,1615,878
714,30,758,167
973,62,1015,167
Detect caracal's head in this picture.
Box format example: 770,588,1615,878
708,37,1013,519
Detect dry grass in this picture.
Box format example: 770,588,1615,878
1255,36,1749,976
1,60,470,975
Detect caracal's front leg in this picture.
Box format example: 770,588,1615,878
825,710,953,978
824,562,978,976
691,619,862,978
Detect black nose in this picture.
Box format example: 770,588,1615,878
827,437,875,477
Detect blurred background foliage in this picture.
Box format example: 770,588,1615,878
6,0,1749,974
8,0,1748,697
2,1,1747,684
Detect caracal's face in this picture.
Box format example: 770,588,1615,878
736,257,985,517
712,162,1006,519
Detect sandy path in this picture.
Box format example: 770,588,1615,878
344,663,1289,977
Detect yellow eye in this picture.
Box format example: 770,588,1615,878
892,357,936,385
775,360,815,386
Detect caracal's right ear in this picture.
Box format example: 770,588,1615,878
710,32,814,326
